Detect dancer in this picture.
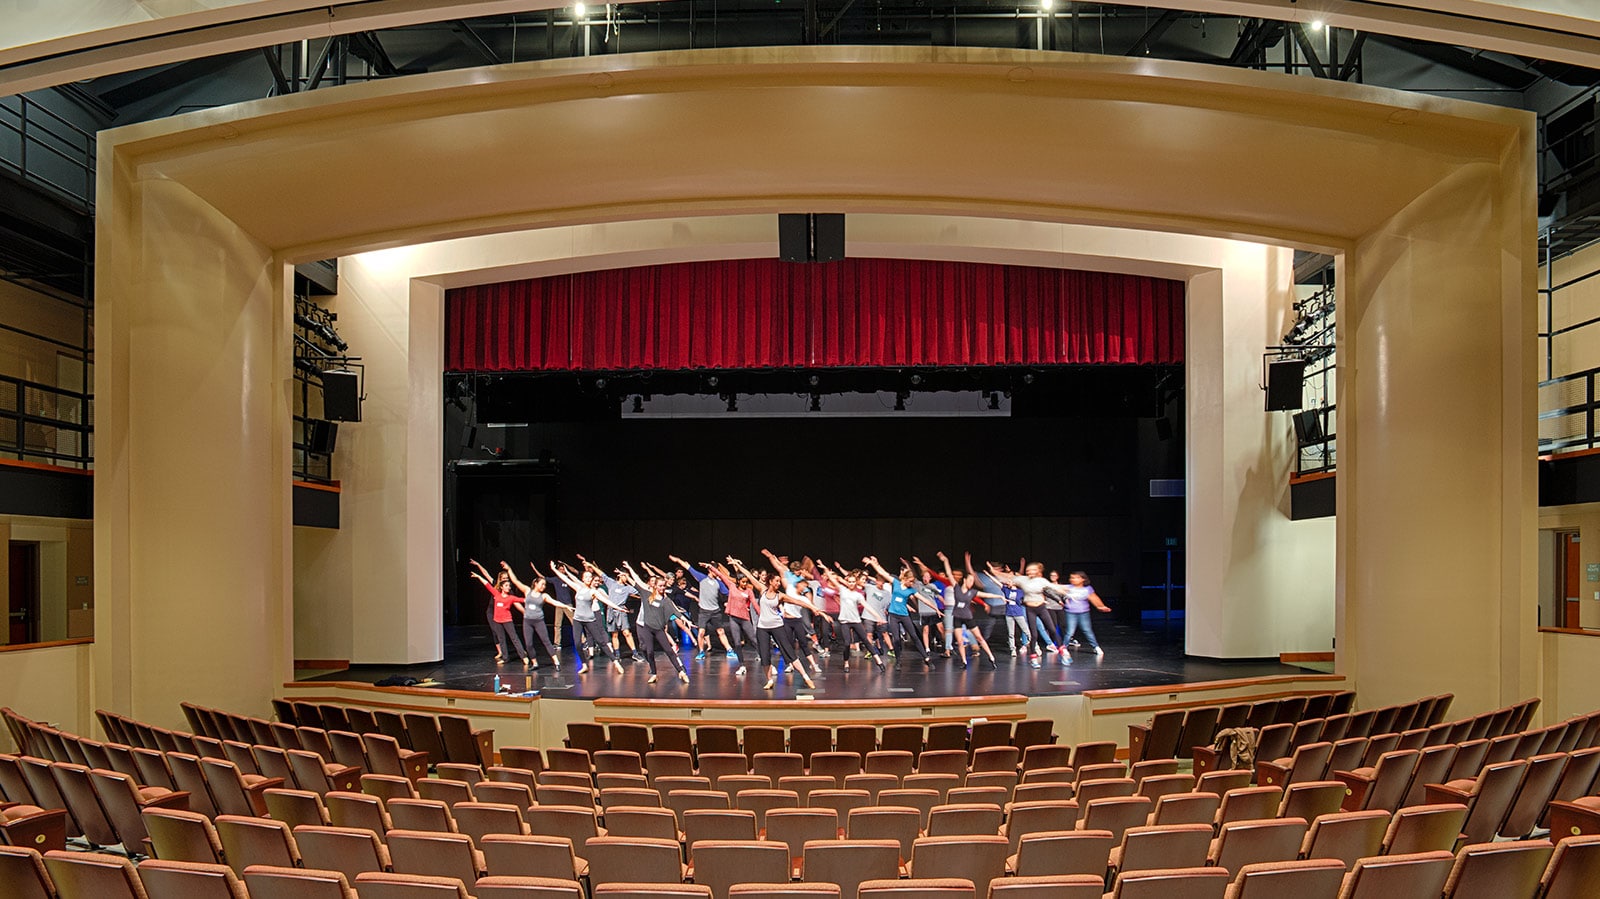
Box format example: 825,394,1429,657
864,555,931,666
989,560,1067,668
910,556,948,656
581,556,642,662
818,563,887,671
731,558,829,690
504,562,572,668
1061,570,1112,658
467,559,529,666
625,562,694,684
670,554,739,660
549,561,626,674
711,562,759,676
937,551,998,669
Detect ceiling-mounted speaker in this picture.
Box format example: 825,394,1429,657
1265,360,1306,411
778,213,845,263
1292,409,1324,445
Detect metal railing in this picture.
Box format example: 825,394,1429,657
0,374,94,469
0,94,96,210
1539,365,1600,454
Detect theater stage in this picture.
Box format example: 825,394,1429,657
304,620,1315,701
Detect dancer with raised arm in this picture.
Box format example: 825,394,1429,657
581,556,642,662
731,557,828,691
625,561,694,684
1060,571,1112,658
937,551,999,670
549,561,627,674
819,562,887,671
504,562,572,669
989,560,1067,669
710,561,759,676
910,556,949,657
468,559,530,667
671,554,739,661
864,555,931,667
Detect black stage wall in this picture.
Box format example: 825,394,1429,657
444,410,1183,627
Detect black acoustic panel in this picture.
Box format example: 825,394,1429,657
1265,360,1306,411
322,370,361,421
1541,453,1600,507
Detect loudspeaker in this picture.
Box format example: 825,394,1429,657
305,419,338,455
322,369,362,421
778,213,810,263
1265,359,1306,411
778,213,846,262
1292,409,1324,445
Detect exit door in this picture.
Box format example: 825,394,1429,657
8,541,40,644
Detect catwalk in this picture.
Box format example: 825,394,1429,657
306,620,1315,700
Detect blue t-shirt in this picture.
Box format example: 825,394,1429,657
888,582,917,617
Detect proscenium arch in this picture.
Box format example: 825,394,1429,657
94,46,1536,726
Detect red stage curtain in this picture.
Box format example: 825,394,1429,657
446,258,1183,371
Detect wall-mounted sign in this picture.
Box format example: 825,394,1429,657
1587,563,1599,583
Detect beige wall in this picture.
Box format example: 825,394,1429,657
0,642,92,749
1541,630,1600,724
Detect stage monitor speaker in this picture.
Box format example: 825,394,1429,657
778,213,845,262
1265,359,1306,411
322,369,362,421
305,419,339,455
1292,409,1324,445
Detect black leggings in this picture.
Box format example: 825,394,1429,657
521,617,559,661
635,626,686,675
728,616,758,656
784,617,816,663
887,613,926,657
1025,606,1060,650
578,619,621,661
758,626,800,669
490,620,527,661
839,621,882,661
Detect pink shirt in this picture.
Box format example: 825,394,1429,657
484,583,515,624
725,587,752,621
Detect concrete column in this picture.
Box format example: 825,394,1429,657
94,174,293,728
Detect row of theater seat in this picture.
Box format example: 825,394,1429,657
176,702,496,772
1130,692,1449,765
563,720,1058,762
7,807,1597,898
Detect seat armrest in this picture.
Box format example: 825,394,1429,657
1332,770,1374,811
324,764,362,792
1127,725,1150,765
472,729,496,769
1191,745,1220,777
1255,759,1292,787
0,806,68,852
140,790,193,813
1547,799,1600,839
243,777,287,816
398,750,430,782
1422,783,1471,806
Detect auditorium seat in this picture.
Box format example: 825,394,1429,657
1497,753,1568,839
1224,858,1345,899
386,829,485,885
1439,839,1553,899
810,753,862,786
43,850,148,899
694,727,740,758
1109,823,1213,878
602,786,663,809
0,845,57,899
1333,749,1418,813
790,727,833,766
968,723,1012,755
1208,817,1309,872
388,798,458,834
1076,796,1151,843
215,815,300,873
1070,742,1117,769
835,727,877,760
481,833,587,880
605,806,679,842
241,864,357,899
802,838,900,899
809,790,871,820
49,763,120,849
653,726,694,758
1425,759,1527,846
1334,851,1454,899
1381,804,1469,856
1128,710,1185,765
1215,787,1282,828
691,840,789,899
293,825,392,883
1019,745,1069,772
545,750,592,775
262,787,329,830
865,752,914,779
778,776,834,804
847,807,920,864
354,871,473,899
736,789,800,830
859,877,974,899
1538,833,1600,899
1279,781,1347,823
403,716,451,769
586,835,685,886
1148,792,1218,828
986,874,1103,899
910,835,1007,896
646,752,696,780
877,789,938,831
499,747,545,774
594,883,708,899
1105,866,1229,899
288,748,360,795
454,801,531,846
731,883,840,899
136,859,249,899
743,728,786,763
1297,810,1389,868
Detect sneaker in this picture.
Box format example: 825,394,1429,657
1095,646,1105,658
678,671,690,684
725,651,739,660
694,651,708,661
611,660,625,673
1060,651,1071,665
648,673,659,684
763,677,776,690
1030,657,1041,669
574,662,586,674
736,665,748,677
632,651,646,662
553,656,561,668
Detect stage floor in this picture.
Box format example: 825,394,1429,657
304,620,1314,700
